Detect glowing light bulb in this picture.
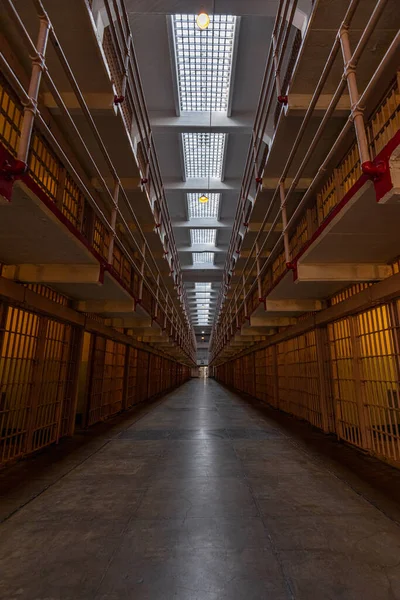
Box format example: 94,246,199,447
199,194,209,204
196,12,210,30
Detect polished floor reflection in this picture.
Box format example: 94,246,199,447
1,378,400,599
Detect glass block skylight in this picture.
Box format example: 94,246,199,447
192,252,214,264
190,282,214,323
183,133,226,179
172,14,237,112
187,193,220,219
190,228,217,245
197,318,212,324
195,282,212,290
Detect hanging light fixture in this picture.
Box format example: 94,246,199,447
198,10,211,205
196,12,210,30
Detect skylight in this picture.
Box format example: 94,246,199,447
183,133,226,179
190,229,217,245
195,282,212,290
187,193,220,219
190,282,214,323
172,14,237,112
193,252,214,264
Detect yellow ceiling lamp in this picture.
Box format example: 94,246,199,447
197,8,212,205
196,12,210,30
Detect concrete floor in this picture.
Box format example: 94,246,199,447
1,378,400,599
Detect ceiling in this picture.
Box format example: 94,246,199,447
126,1,275,344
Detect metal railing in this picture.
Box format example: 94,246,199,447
210,0,400,361
0,0,196,361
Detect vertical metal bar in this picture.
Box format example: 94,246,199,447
25,315,47,453
272,32,283,99
272,344,279,408
120,33,132,100
349,315,372,450
82,333,96,428
315,327,332,433
65,327,84,436
55,166,67,211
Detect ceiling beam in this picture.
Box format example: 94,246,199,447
178,245,226,253
126,0,279,17
150,111,253,133
173,219,233,229
186,293,219,297
126,0,309,30
183,272,223,283
164,179,241,193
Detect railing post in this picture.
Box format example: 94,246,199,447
138,241,146,302
55,166,67,211
306,207,315,240
339,26,379,177
234,291,239,330
255,242,263,301
17,12,50,166
279,181,291,265
243,273,248,319
154,273,160,320
143,130,153,187
252,131,260,185
120,32,132,101
163,294,169,332
272,32,283,102
108,180,120,265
